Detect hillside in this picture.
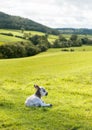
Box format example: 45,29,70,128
0,12,59,35
57,28,92,34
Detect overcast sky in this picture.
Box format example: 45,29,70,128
0,0,92,28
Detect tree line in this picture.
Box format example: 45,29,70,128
53,34,92,48
57,28,92,35
0,35,50,59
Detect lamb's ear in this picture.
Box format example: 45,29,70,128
34,84,40,89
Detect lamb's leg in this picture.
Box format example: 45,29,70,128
41,102,52,107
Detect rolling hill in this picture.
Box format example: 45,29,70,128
0,12,59,35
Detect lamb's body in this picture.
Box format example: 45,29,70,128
25,85,52,107
25,94,50,107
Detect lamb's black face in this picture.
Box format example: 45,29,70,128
34,85,48,98
39,87,48,96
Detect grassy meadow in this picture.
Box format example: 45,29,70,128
0,29,26,45
0,34,27,45
0,47,92,130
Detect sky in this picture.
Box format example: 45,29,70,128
0,0,92,28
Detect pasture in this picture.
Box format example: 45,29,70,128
0,48,92,130
0,34,27,45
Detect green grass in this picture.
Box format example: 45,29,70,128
0,29,45,36
0,29,28,44
0,29,22,35
0,34,27,44
0,48,92,130
48,35,58,43
72,45,92,51
25,30,45,36
60,34,92,40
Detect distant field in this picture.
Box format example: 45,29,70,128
0,29,26,44
0,34,27,44
60,45,92,51
44,45,92,54
48,34,58,43
0,29,58,44
0,29,23,36
0,29,45,36
0,48,92,130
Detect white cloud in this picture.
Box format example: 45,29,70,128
0,0,92,28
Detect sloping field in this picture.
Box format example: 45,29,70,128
0,29,58,45
0,50,92,130
0,29,27,45
0,34,27,45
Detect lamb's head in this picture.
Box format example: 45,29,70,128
34,85,48,98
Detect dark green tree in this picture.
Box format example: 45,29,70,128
70,34,78,41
